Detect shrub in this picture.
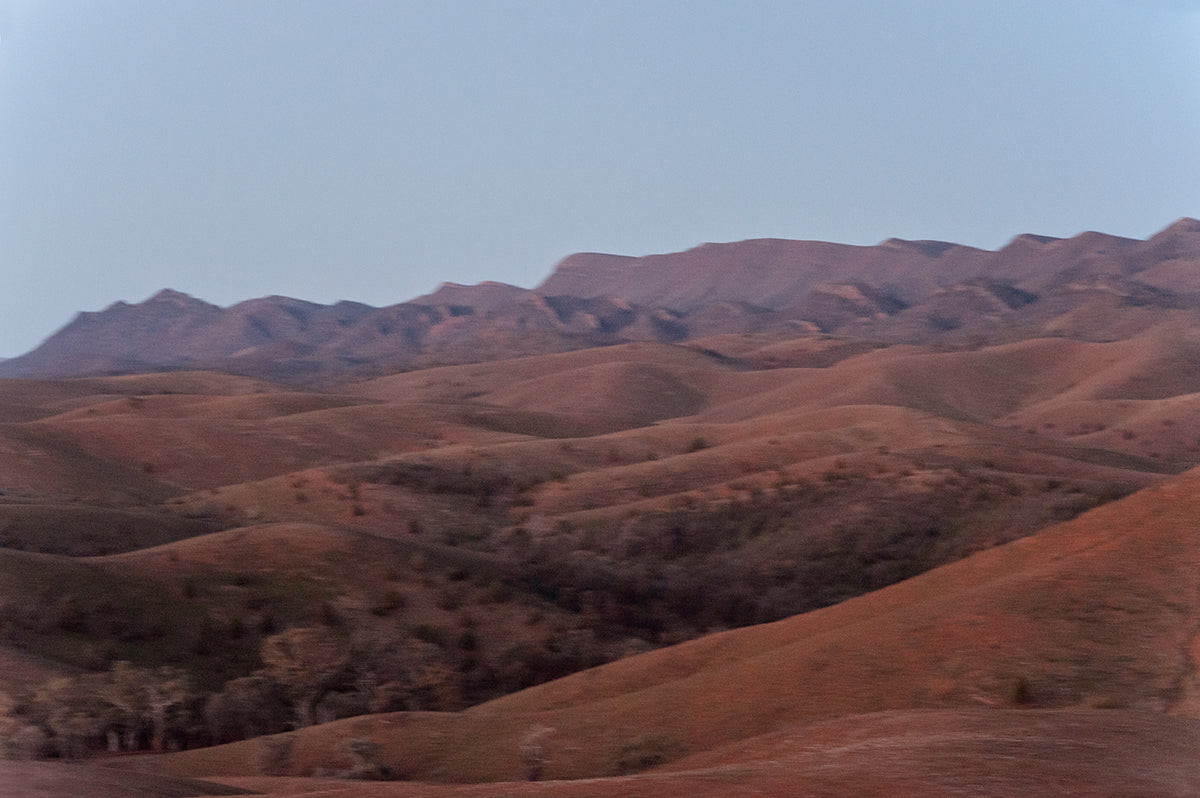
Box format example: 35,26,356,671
519,725,554,781
1009,676,1034,706
412,623,445,646
257,733,295,775
342,737,391,779
436,585,466,611
370,588,407,616
613,733,683,774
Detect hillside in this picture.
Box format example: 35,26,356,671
3,220,1200,795
126,461,1200,791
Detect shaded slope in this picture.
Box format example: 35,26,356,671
177,710,1200,798
0,504,222,556
141,463,1200,782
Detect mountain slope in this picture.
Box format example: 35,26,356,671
4,220,1198,382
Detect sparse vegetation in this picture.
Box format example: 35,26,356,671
613,733,684,775
0,302,1189,788
257,733,295,776
519,725,554,781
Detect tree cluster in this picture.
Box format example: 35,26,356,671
4,662,194,758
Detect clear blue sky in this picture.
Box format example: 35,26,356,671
2,1,1199,357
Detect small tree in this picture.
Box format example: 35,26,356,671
0,693,47,760
260,627,350,728
519,725,554,781
97,662,193,752
204,675,290,744
342,736,390,779
257,732,295,776
143,667,193,752
97,661,147,751
33,677,106,758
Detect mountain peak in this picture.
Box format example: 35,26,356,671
878,238,960,258
143,289,218,310
147,288,192,302
1153,217,1200,237
1004,233,1062,249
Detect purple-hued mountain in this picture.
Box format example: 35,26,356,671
3,219,1197,383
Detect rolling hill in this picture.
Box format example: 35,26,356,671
124,460,1200,792
4,220,1200,795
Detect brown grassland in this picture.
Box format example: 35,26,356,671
4,256,1200,793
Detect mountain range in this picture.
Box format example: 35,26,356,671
5,218,1199,383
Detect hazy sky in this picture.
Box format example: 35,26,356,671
2,1,1199,357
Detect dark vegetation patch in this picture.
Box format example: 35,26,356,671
0,505,225,556
338,460,534,509
501,468,1128,636
0,456,1131,760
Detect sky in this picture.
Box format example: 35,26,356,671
2,1,1199,358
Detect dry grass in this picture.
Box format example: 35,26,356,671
8,329,1200,793
0,760,253,798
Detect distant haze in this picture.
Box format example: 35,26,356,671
2,1,1198,357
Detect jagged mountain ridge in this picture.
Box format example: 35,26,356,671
3,219,1198,381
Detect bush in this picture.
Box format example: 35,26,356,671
342,737,391,779
519,725,554,781
257,733,295,776
612,733,683,774
370,588,407,616
1009,676,1034,706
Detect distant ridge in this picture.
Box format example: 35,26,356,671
2,219,1197,382
536,222,1190,309
410,280,534,311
